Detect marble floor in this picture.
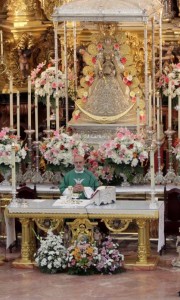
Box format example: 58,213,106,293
0,239,180,300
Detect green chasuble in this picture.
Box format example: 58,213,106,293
59,169,99,199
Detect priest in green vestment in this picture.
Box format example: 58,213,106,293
59,155,99,199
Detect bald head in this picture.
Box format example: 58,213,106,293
73,155,85,172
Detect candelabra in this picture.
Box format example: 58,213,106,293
143,127,155,183
155,140,165,184
41,129,54,184
31,140,43,184
23,129,35,181
164,129,176,183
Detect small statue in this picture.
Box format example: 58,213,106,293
18,48,31,79
94,227,102,246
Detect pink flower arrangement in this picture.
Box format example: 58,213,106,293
158,63,180,99
96,237,124,274
39,130,89,169
99,127,148,167
31,60,68,102
0,127,27,167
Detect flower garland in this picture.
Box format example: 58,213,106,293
34,230,68,274
158,63,180,99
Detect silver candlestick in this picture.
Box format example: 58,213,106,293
164,129,176,183
144,127,155,183
155,140,165,184
23,129,35,181
32,140,43,184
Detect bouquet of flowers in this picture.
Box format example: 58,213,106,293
31,60,75,106
34,230,68,274
86,149,115,185
158,63,180,100
0,127,27,174
98,127,148,183
67,241,99,275
39,130,89,173
96,237,124,274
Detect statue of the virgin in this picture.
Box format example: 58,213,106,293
73,31,141,124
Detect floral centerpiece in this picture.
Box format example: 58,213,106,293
91,127,148,184
34,230,68,274
96,237,124,275
67,241,99,275
158,63,180,103
31,60,75,107
39,130,90,173
0,127,27,177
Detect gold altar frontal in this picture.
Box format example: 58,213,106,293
5,199,164,270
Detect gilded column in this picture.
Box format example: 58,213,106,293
136,219,147,265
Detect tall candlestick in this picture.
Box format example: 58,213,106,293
16,91,20,137
150,146,155,192
9,76,13,129
136,95,140,134
156,92,160,140
46,80,50,129
0,30,3,58
148,76,152,127
35,93,38,141
168,80,172,129
11,143,16,193
28,76,31,129
178,95,180,139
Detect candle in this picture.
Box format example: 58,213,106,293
9,76,13,129
148,76,152,128
35,93,38,140
0,30,3,57
150,146,155,192
168,80,172,129
28,76,31,129
16,91,20,137
11,143,16,193
156,92,160,140
136,95,140,134
178,95,180,139
46,80,50,129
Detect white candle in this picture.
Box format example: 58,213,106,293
148,76,152,128
46,80,50,129
11,143,16,193
136,95,140,134
9,76,13,129
16,91,20,137
28,76,31,129
156,92,160,140
178,95,180,139
150,146,155,192
35,93,38,140
168,80,172,129
0,30,3,57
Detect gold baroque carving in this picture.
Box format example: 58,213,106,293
39,0,72,21
103,219,132,233
7,0,37,15
66,218,98,244
34,218,63,232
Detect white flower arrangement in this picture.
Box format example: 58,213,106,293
0,127,27,167
39,130,89,171
158,63,180,99
34,230,68,274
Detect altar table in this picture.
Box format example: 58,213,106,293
5,199,164,269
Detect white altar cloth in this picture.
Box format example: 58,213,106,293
6,199,164,252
